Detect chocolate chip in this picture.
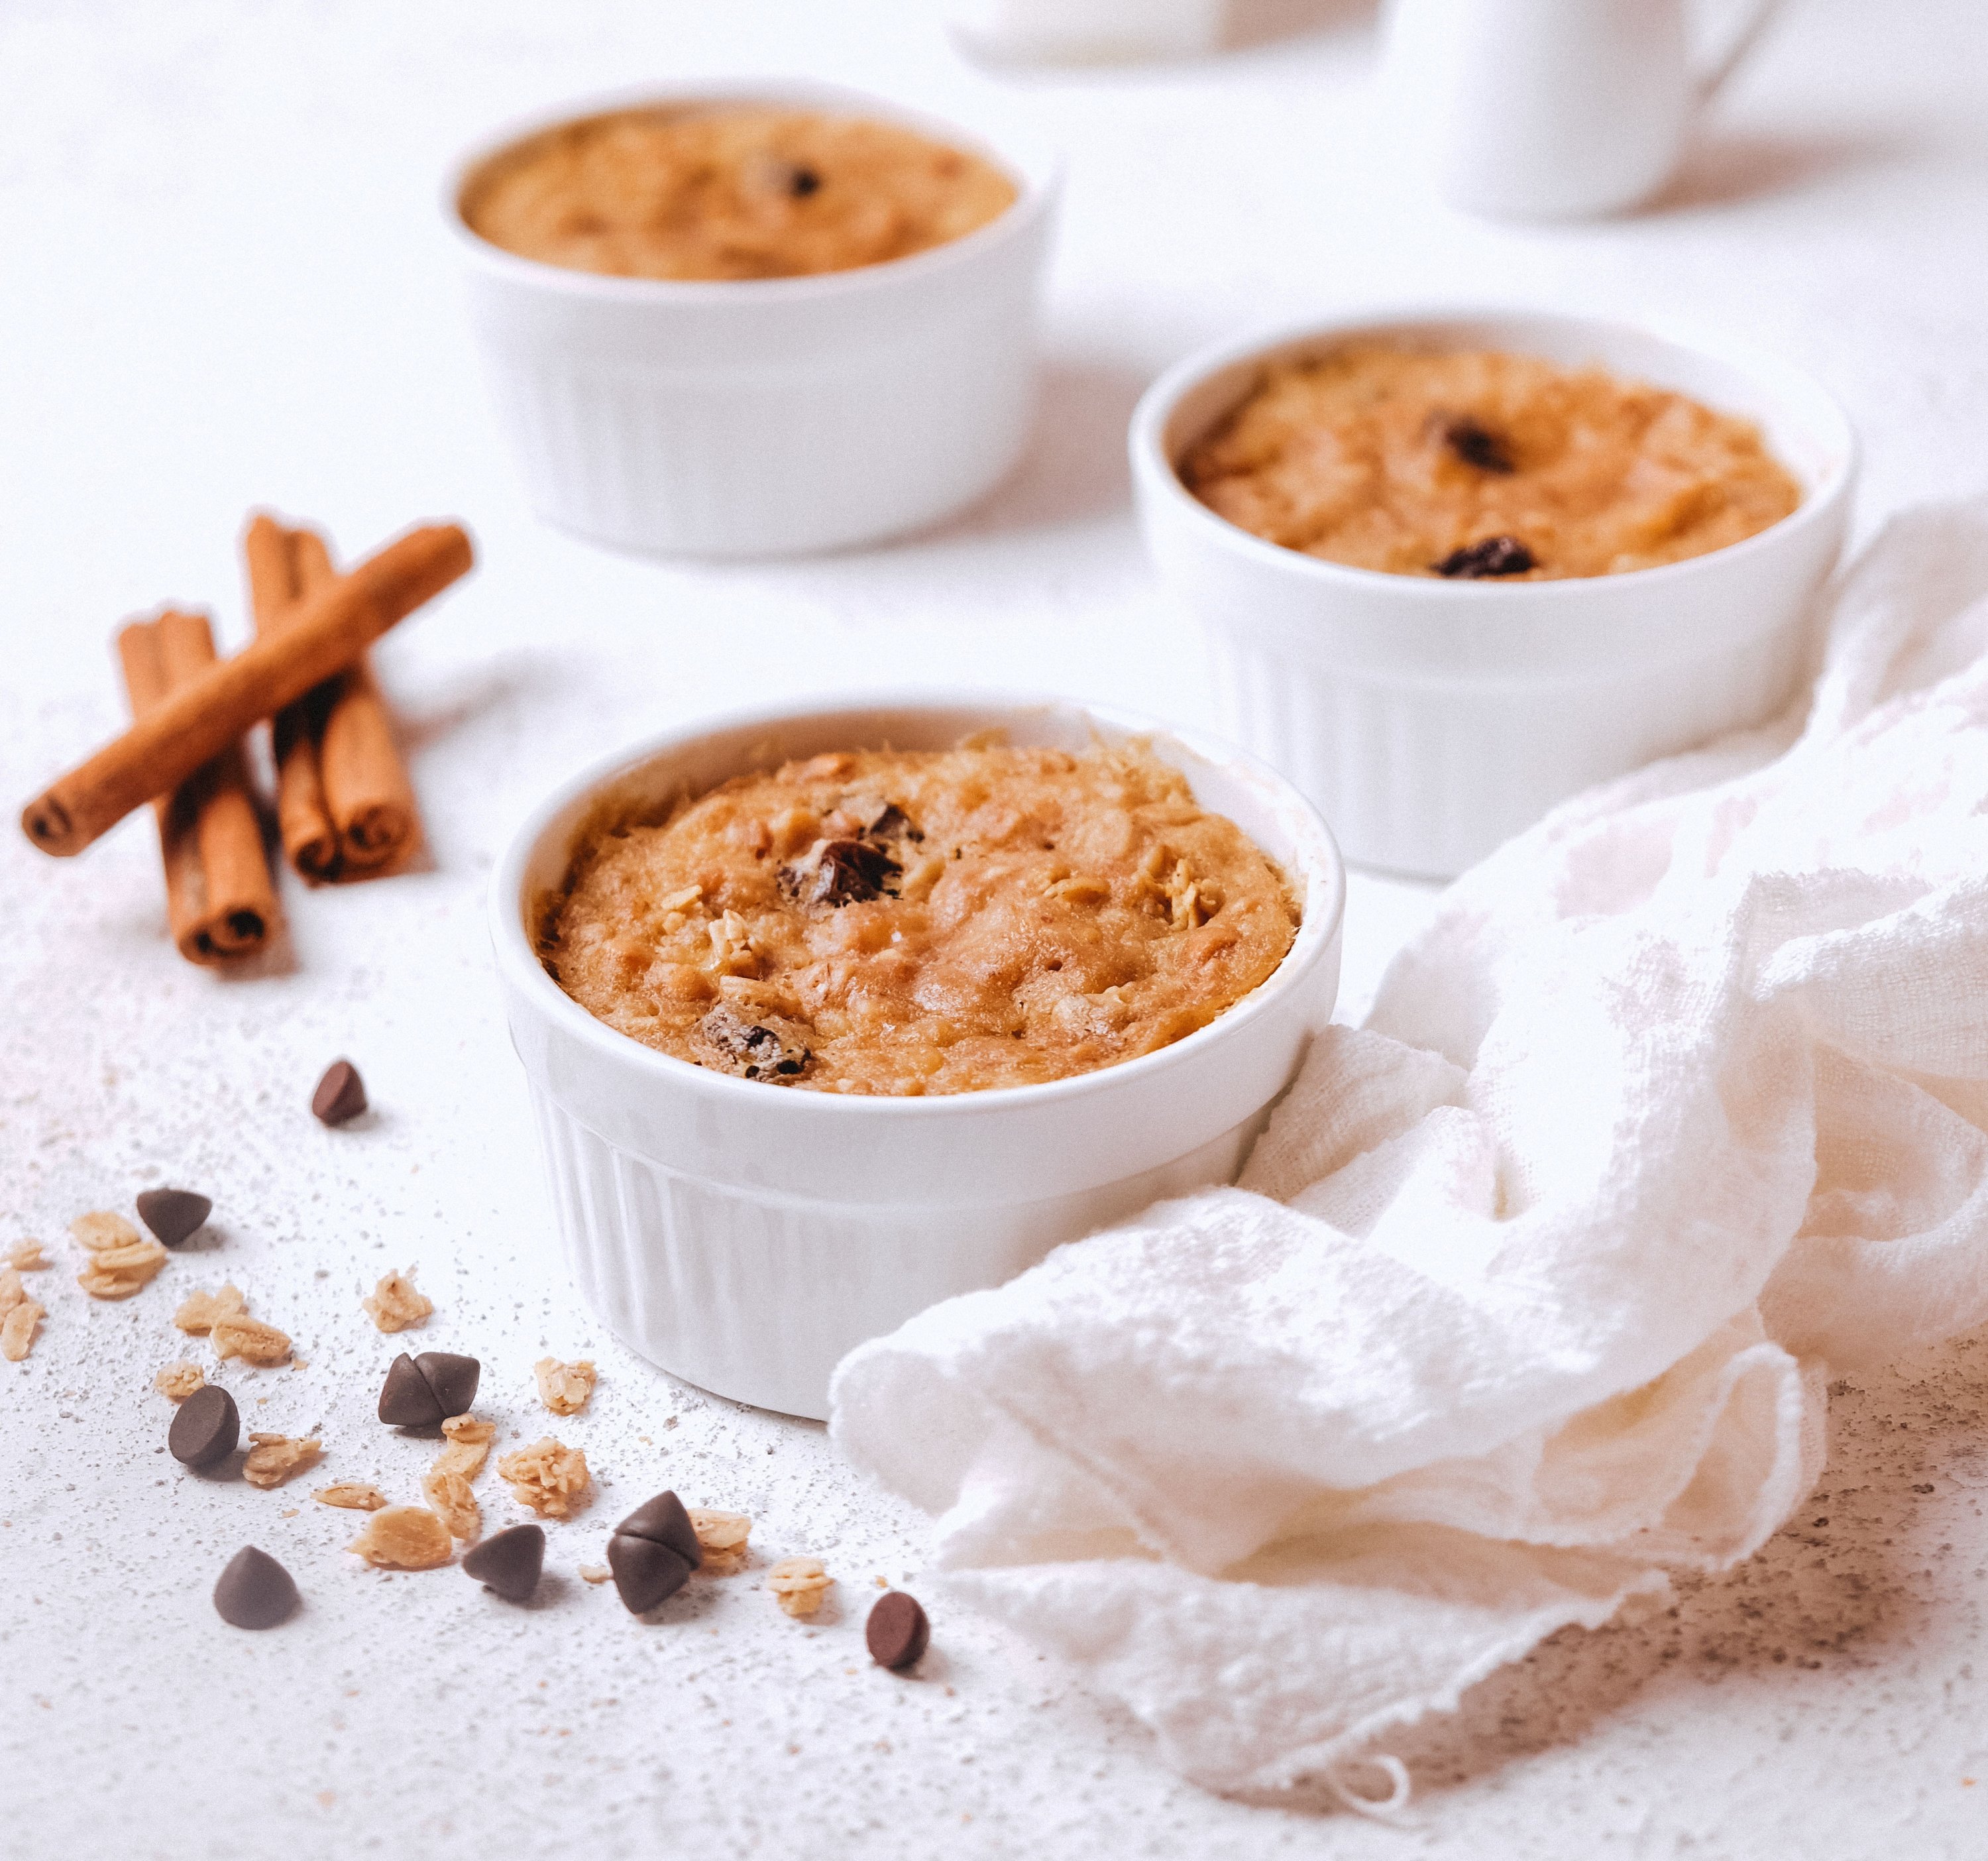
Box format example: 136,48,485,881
789,165,821,197
1442,418,1515,474
606,1530,695,1614
170,1382,239,1469
614,1491,703,1568
212,1545,300,1629
311,1059,367,1125
461,1524,545,1602
416,1351,481,1418
378,1353,441,1426
694,1004,811,1083
135,1187,212,1247
779,837,901,907
1433,536,1536,579
378,1351,481,1426
866,1591,930,1669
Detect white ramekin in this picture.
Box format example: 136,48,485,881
490,696,1345,1420
445,83,1060,559
1131,308,1857,878
948,0,1227,64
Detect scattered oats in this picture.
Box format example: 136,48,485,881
361,1269,433,1334
70,1211,140,1252
173,1284,248,1335
244,1434,323,1489
7,1242,48,1272
435,1414,495,1483
1,1298,44,1362
348,1505,453,1570
767,1556,833,1618
496,1438,592,1518
688,1508,752,1567
533,1357,597,1416
211,1314,292,1367
314,1483,388,1512
0,1269,23,1311
74,1223,168,1299
154,1361,205,1401
280,1508,299,1519
421,1467,482,1542
579,1563,614,1585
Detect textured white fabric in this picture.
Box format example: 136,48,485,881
830,501,1988,1795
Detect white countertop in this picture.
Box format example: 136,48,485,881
5,2,1987,1855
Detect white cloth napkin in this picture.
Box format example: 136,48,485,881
830,499,1988,1798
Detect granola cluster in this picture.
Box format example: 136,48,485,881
154,1361,206,1401
1,1261,46,1363
533,1356,597,1416
767,1555,834,1618
72,1211,168,1300
244,1433,323,1489
362,1269,433,1334
173,1284,292,1365
497,1437,592,1518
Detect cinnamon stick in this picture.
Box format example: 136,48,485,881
245,516,340,880
247,518,423,881
21,522,472,858
117,612,279,964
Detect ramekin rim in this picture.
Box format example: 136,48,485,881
1128,302,1859,600
439,76,1063,306
488,691,1347,1120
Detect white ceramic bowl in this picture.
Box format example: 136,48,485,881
490,696,1345,1419
1131,308,1857,877
445,83,1060,559
949,0,1227,64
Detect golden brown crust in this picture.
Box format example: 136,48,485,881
462,105,1017,282
544,742,1301,1097
1182,344,1802,581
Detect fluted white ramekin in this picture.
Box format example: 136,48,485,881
490,696,1344,1419
1131,308,1857,878
445,83,1059,559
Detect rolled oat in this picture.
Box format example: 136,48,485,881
154,1361,206,1401
348,1504,453,1570
533,1356,597,1416
768,1555,834,1618
211,1314,292,1367
173,1284,248,1335
243,1433,323,1489
314,1483,388,1512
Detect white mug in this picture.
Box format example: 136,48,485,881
948,0,1227,65
1380,0,1785,219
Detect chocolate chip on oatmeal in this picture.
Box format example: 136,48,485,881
1441,417,1515,474
462,1523,545,1601
788,164,822,198
865,1591,930,1670
213,1546,300,1629
311,1059,368,1126
170,1382,240,1469
378,1350,482,1428
693,1003,812,1082
1433,535,1536,579
135,1188,212,1247
779,836,901,907
606,1489,703,1614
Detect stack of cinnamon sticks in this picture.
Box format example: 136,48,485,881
21,515,474,966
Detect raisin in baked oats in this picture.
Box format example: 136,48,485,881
543,741,1301,1096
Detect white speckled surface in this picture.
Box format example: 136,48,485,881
4,1,1988,1854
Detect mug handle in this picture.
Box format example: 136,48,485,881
1696,0,1787,103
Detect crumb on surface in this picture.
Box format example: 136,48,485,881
154,1361,205,1401
244,1433,323,1489
361,1268,434,1334
768,1556,833,1618
578,1563,613,1584
533,1356,598,1416
497,1437,592,1518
